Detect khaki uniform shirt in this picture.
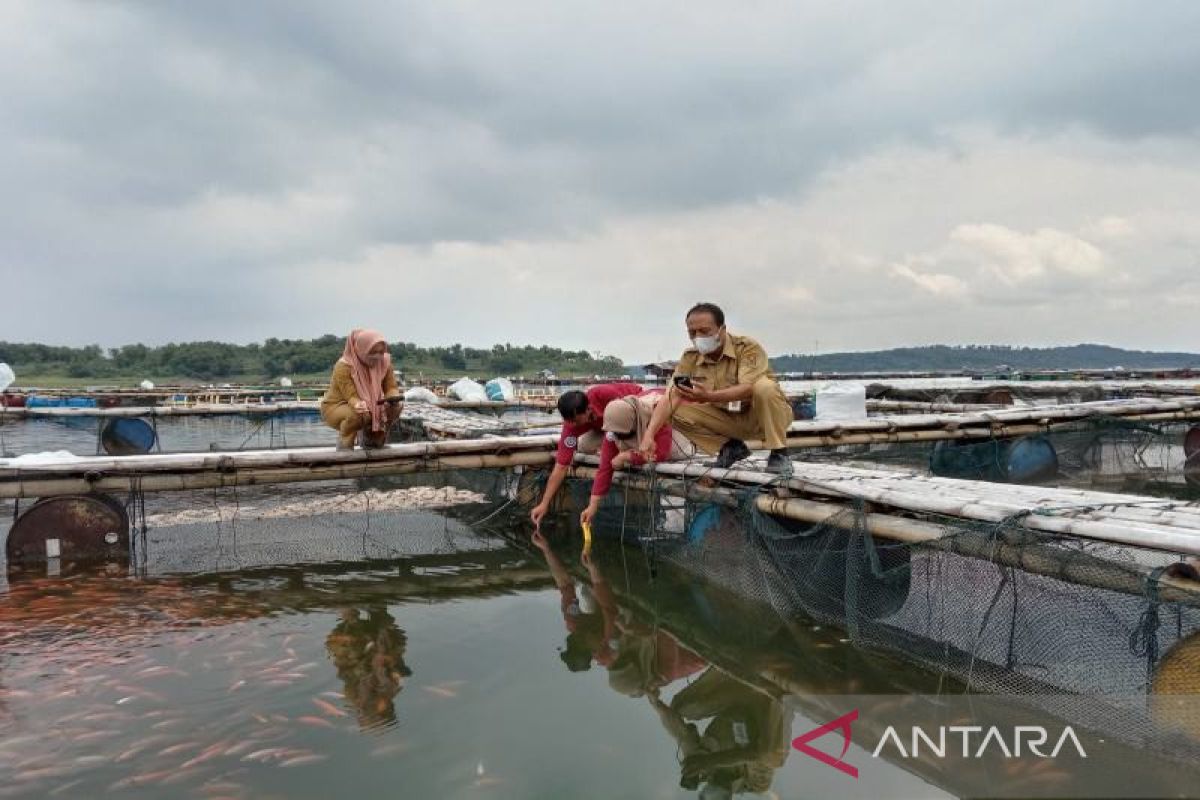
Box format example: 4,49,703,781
321,361,400,407
672,333,776,391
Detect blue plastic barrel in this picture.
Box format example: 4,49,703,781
100,418,157,456
929,439,1006,481
791,397,816,420
1003,436,1059,484
686,504,723,543
931,436,1057,484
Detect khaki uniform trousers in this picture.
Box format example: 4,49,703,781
322,402,399,448
671,377,793,454
321,402,367,448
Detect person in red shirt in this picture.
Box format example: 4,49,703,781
530,383,643,527
580,391,697,526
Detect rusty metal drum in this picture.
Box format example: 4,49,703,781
982,388,1015,406
6,493,129,567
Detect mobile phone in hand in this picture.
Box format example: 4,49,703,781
673,375,694,389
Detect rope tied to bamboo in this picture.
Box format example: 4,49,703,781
1130,565,1169,667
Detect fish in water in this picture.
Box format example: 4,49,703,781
312,697,348,718
295,715,335,729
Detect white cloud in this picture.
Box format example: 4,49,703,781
950,223,1106,284
890,263,971,298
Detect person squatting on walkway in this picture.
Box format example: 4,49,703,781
320,329,402,450
529,382,643,527
640,302,794,475
580,391,697,526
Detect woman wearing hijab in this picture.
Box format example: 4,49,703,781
579,391,697,525
320,329,402,450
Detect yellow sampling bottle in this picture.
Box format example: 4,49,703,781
581,521,593,553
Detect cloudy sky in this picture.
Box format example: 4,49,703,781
3,1,1198,362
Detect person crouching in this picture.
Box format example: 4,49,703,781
580,392,697,526
320,329,402,450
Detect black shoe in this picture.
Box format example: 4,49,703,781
766,449,793,476
713,438,751,469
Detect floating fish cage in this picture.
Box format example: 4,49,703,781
522,467,1200,773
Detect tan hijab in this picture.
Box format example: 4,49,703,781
339,329,391,432
602,394,695,459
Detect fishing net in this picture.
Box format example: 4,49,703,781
0,467,523,584
531,457,1200,769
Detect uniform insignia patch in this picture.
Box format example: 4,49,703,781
564,435,579,448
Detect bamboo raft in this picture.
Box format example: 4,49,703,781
5,426,1200,555
2,396,1197,493
0,397,558,418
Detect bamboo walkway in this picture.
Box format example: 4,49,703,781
0,398,557,419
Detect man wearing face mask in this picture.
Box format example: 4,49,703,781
639,303,794,475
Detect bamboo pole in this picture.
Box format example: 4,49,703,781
0,398,563,418
0,434,561,475
0,450,557,498
866,399,1007,413
0,402,321,418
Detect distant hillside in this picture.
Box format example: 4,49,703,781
770,344,1200,373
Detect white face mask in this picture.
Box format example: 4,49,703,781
692,332,722,355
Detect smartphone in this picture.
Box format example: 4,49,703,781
673,375,694,389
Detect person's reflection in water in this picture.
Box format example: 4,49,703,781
605,612,707,700
532,530,619,671
648,667,793,797
325,606,412,729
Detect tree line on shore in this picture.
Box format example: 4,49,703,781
0,338,625,381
